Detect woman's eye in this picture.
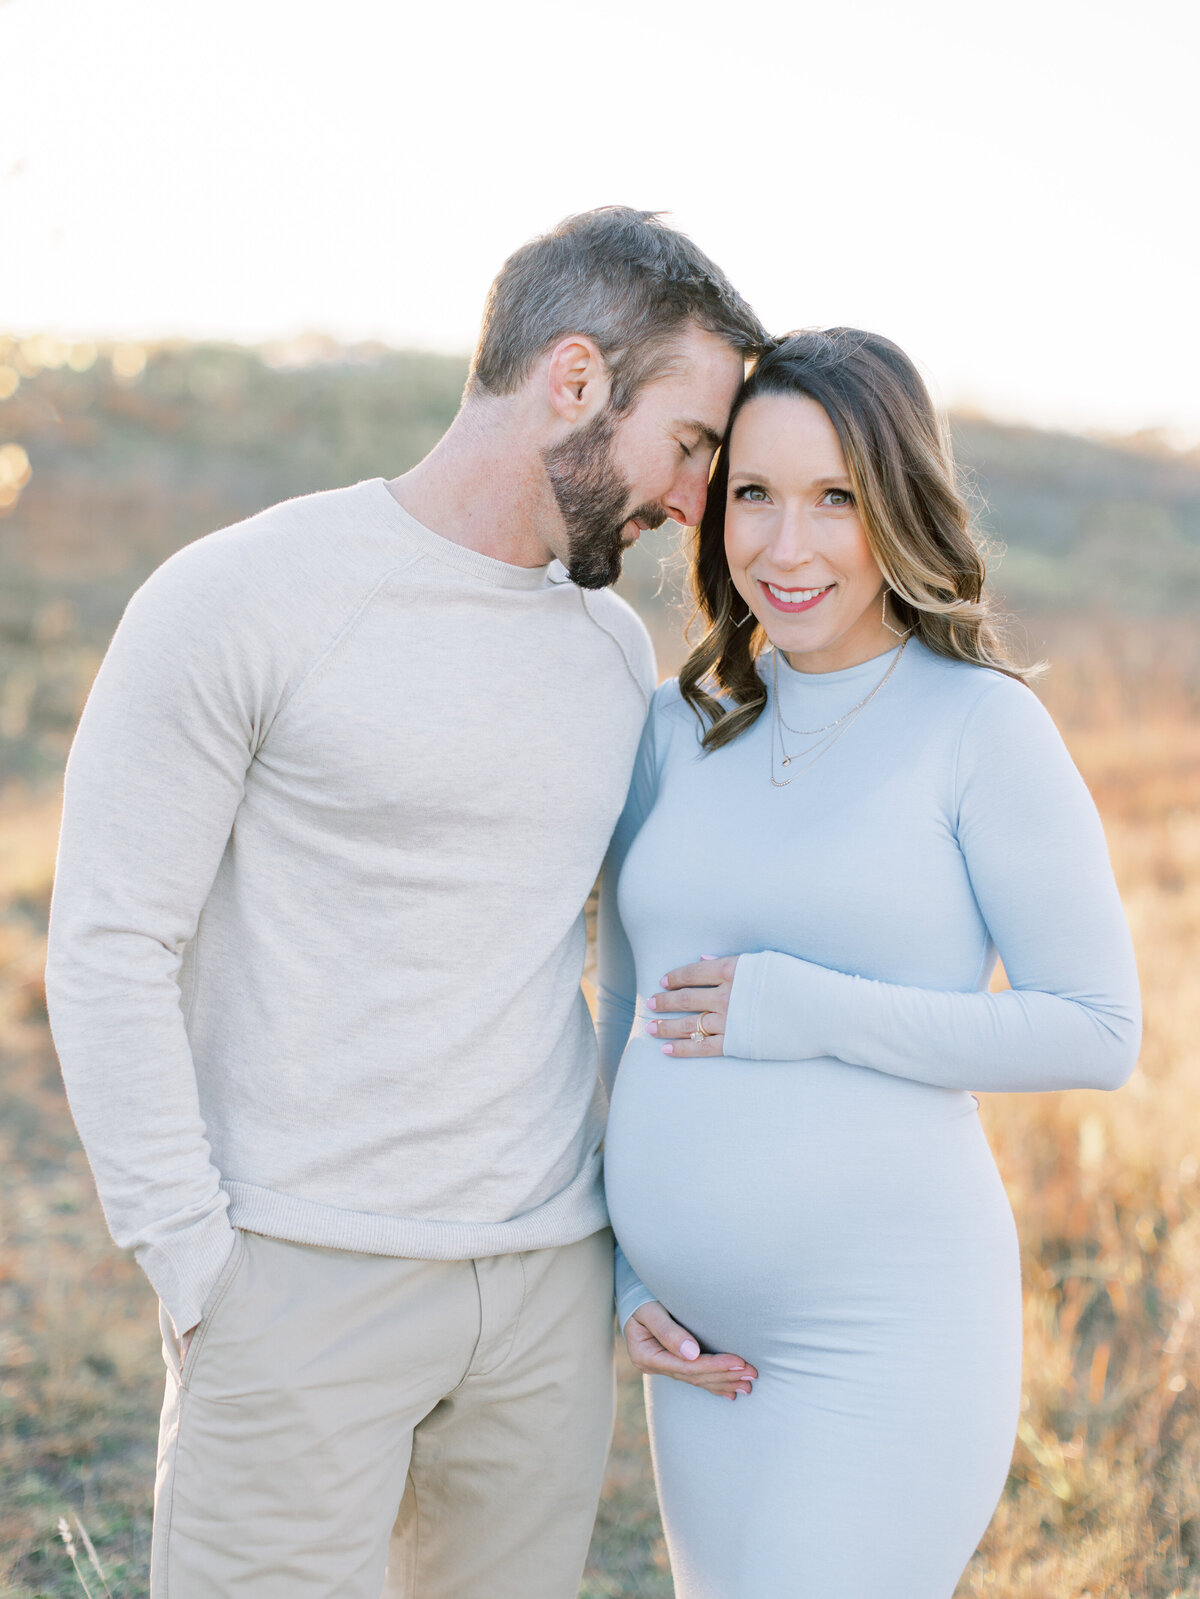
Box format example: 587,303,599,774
733,485,769,503
822,488,855,507
678,441,693,459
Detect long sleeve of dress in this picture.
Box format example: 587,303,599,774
598,700,662,1329
723,678,1142,1092
597,704,660,1096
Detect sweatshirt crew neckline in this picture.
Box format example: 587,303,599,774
365,479,555,592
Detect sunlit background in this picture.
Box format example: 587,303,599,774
3,3,1200,1598
3,0,1198,440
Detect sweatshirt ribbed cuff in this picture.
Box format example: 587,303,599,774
136,1207,239,1339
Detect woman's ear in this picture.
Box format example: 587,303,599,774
544,335,611,424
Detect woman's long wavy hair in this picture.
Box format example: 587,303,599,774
679,328,1035,751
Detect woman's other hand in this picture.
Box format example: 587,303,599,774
624,1301,756,1399
645,955,738,1056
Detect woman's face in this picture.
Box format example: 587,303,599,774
723,392,897,674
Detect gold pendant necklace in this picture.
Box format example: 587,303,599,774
770,637,909,788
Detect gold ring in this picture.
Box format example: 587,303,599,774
695,1013,715,1038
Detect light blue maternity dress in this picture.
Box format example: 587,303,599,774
598,639,1140,1599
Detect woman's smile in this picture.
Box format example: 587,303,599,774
758,580,834,613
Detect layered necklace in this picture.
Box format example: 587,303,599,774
769,636,909,788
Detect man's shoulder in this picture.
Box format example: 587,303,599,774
576,586,656,700
107,481,416,690
163,479,402,584
128,480,411,629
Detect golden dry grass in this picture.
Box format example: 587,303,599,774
952,625,1200,1598
0,797,160,1597
1,617,1198,1596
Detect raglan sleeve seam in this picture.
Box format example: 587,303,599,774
577,590,656,709
265,551,426,740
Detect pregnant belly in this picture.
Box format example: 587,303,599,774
604,1037,1015,1357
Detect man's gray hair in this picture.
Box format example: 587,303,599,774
467,207,766,415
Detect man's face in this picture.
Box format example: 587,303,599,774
541,325,745,589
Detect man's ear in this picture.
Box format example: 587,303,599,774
544,335,611,424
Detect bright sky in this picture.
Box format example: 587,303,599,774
2,0,1197,440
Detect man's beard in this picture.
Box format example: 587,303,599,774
540,408,668,589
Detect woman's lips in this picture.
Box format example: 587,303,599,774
758,580,833,613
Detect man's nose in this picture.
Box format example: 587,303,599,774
665,465,710,530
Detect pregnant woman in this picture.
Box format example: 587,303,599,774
597,329,1141,1598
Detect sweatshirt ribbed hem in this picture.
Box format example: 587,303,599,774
222,1160,609,1262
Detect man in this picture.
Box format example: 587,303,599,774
45,206,763,1598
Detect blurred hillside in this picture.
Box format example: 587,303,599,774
2,332,1200,786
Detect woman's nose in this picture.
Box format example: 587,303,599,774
768,508,818,569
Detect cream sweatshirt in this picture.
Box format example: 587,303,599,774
45,479,655,1335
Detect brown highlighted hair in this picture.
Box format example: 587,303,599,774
680,328,1035,751
467,207,765,416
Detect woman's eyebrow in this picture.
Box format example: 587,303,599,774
727,471,850,487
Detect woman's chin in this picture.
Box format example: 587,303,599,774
764,622,839,661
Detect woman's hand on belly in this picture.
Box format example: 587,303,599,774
625,1300,756,1400
645,955,738,1057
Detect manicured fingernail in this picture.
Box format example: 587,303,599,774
661,1044,674,1055
645,1021,658,1035
728,1392,737,1401
659,976,669,988
680,1338,700,1360
646,995,657,1010
701,954,716,960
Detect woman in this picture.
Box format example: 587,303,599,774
597,329,1141,1598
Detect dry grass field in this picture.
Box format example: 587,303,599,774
1,616,1198,1598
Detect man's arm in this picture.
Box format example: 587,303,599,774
45,544,269,1336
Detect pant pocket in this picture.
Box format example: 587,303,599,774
158,1298,183,1379
178,1228,247,1391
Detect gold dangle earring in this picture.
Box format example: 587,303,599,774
728,584,755,628
881,588,911,639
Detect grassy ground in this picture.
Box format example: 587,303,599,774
2,619,1199,1597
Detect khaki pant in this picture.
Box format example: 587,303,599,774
151,1228,616,1598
